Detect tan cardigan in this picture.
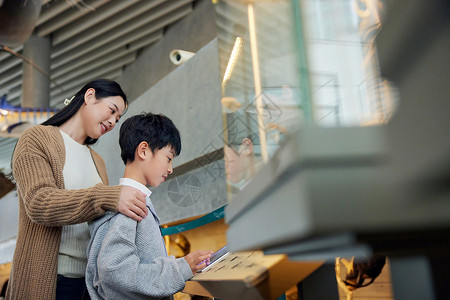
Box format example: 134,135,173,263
6,125,122,300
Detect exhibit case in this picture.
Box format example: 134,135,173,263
209,1,450,299
182,0,408,299
215,0,398,200
186,0,449,298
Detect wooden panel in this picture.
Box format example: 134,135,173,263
165,218,323,299
183,252,322,300
164,218,229,257
0,262,11,293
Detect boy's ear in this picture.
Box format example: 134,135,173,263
238,138,253,156
136,141,151,160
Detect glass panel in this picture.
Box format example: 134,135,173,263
216,0,305,195
301,0,398,126
214,0,398,198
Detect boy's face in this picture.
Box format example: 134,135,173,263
224,138,253,184
143,145,175,187
224,145,248,184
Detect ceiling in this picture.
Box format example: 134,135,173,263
0,0,295,173
0,0,197,172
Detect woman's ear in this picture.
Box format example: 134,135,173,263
239,138,253,156
84,88,96,104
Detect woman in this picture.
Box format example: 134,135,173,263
6,79,148,300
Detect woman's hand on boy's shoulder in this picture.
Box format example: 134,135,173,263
118,186,148,221
185,250,213,274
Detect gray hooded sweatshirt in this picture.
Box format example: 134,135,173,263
85,178,193,299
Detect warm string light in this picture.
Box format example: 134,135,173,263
0,95,58,137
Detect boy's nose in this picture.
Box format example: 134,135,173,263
168,166,173,174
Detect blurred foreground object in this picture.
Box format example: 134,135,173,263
0,0,42,47
335,254,387,300
225,0,449,299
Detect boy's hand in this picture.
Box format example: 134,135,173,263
118,186,148,221
184,250,213,274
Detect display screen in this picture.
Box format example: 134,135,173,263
197,245,229,273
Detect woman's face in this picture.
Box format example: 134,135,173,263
82,89,126,140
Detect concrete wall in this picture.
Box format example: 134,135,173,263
93,0,227,223
118,0,217,102
93,38,228,223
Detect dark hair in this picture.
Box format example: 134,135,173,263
42,78,128,145
119,112,181,164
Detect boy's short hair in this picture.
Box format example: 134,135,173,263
119,112,181,164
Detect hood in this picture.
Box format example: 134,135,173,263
88,211,118,238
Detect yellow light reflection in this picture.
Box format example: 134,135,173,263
248,3,268,163
222,37,244,92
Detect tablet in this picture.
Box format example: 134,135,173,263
197,245,229,273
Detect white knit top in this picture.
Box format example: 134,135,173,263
58,130,102,277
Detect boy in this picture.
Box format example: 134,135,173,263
86,112,212,299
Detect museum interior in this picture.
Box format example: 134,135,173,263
0,0,448,299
